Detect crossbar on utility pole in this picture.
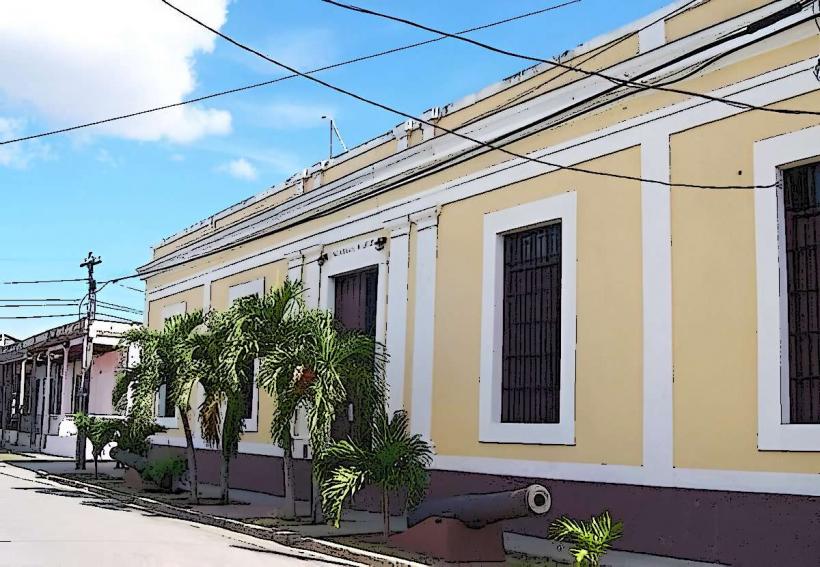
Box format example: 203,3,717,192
75,251,101,469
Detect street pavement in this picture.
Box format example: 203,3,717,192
0,462,353,567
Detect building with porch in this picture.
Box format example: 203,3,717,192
139,0,820,563
0,318,136,457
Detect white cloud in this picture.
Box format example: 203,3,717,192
0,117,50,168
239,101,338,130
95,148,120,167
0,1,232,144
235,28,338,75
219,158,258,181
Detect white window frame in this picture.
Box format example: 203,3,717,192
228,278,264,432
157,302,186,428
755,126,820,451
479,192,577,445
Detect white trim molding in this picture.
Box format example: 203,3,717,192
160,302,186,320
157,301,187,429
409,207,440,443
641,132,674,470
384,217,412,415
318,235,389,348
755,125,820,451
479,192,577,445
228,278,265,432
228,277,265,303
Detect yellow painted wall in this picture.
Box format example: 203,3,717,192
671,90,820,473
209,261,288,312
431,147,644,465
209,261,287,444
147,286,204,330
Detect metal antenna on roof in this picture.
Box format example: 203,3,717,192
321,115,348,160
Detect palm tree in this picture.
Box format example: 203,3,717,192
73,413,120,479
549,511,624,566
222,280,305,518
259,308,388,523
117,311,205,502
318,409,432,540
186,309,249,505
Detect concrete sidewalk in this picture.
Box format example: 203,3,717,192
190,485,408,537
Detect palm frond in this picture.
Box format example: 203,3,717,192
549,511,623,566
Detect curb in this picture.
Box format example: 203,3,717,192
44,472,424,567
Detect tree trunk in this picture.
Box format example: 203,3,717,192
382,488,390,541
93,455,99,480
282,442,296,519
220,455,230,504
180,410,199,504
311,474,324,524
75,432,87,470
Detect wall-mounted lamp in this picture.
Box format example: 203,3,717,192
374,237,387,251
317,253,328,267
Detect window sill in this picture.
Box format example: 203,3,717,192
157,416,178,429
243,417,258,433
479,421,575,445
758,423,820,452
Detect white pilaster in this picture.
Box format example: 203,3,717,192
286,251,303,282
40,352,54,448
409,207,440,443
302,245,324,308
641,132,674,471
384,217,412,415
60,346,70,415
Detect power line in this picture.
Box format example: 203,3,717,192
114,282,144,293
0,0,582,147
0,298,81,302
320,0,820,117
0,303,79,308
0,314,79,320
470,0,702,123
86,0,798,289
1,278,87,285
160,0,779,190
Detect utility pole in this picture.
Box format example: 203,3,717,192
75,251,101,469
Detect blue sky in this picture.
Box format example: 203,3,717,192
0,0,671,338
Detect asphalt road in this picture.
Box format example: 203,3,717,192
0,462,348,567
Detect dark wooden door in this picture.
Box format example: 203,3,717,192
333,266,378,337
331,266,378,440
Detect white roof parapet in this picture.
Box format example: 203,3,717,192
149,0,705,253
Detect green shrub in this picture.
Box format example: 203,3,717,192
142,456,187,489
549,511,623,566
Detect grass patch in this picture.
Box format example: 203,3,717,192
0,451,32,461
327,534,566,566
58,473,247,507
244,516,313,529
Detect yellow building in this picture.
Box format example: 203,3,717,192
140,1,820,563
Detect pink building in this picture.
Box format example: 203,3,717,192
0,318,136,457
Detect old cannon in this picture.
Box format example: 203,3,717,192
109,446,152,490
391,484,552,563
110,447,188,492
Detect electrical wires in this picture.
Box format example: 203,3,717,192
0,0,582,147
159,0,783,190
319,0,820,117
